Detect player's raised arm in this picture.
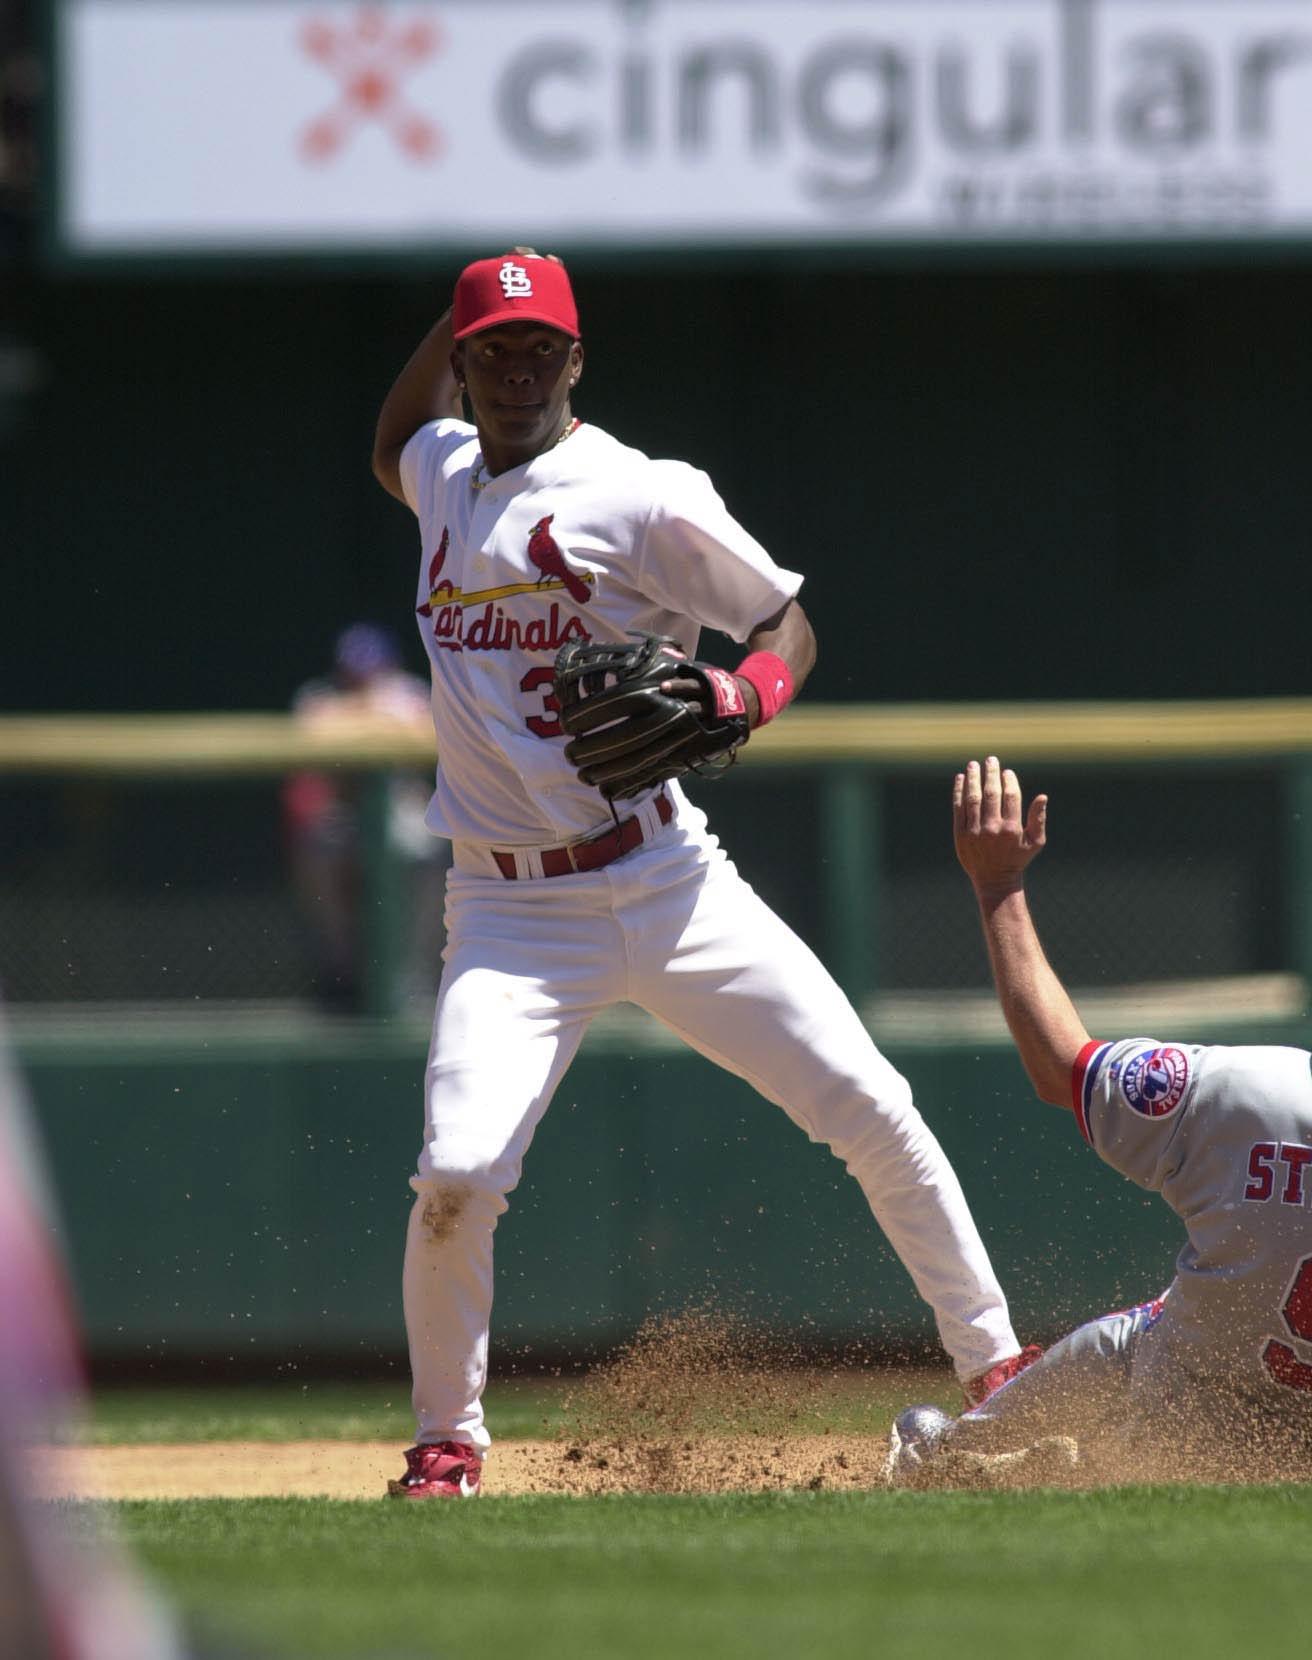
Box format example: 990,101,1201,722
371,305,464,505
954,758,1090,1109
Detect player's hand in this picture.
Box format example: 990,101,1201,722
659,673,707,709
509,245,564,264
952,757,1047,898
659,672,761,727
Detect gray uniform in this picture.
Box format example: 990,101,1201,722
947,1038,1312,1477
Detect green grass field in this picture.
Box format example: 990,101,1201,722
70,1370,954,1446
68,1378,570,1446
67,1381,1312,1660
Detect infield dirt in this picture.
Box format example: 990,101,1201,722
27,1310,1302,1498
32,1311,905,1498
28,1433,896,1500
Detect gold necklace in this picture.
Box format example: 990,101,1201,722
470,417,580,493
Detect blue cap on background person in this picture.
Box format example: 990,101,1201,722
334,622,400,683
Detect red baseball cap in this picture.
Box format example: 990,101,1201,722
452,253,580,341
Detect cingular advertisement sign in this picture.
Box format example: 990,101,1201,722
54,0,1312,255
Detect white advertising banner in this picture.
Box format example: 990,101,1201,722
54,0,1312,254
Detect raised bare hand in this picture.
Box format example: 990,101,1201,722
952,757,1048,899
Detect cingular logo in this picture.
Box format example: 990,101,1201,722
493,0,1312,215
300,6,442,162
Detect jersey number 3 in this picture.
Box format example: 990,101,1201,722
1262,1254,1312,1392
520,667,562,739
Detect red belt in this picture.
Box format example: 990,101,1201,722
492,791,673,880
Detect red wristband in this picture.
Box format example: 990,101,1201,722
735,651,794,727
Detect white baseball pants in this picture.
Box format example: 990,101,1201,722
403,815,1018,1452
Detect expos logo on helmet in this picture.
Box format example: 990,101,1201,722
1118,1045,1191,1118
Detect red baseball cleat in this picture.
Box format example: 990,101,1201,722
962,1344,1044,1410
387,1440,483,1500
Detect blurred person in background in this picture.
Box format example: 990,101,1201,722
282,622,445,1014
0,999,184,1658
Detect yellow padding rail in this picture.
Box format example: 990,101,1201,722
0,698,1309,775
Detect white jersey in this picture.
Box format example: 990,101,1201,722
399,418,802,847
1073,1038,1312,1405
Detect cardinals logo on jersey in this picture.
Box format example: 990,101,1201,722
527,514,592,605
416,527,450,619
1119,1045,1190,1119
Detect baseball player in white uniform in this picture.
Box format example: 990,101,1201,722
889,758,1312,1484
371,251,1030,1499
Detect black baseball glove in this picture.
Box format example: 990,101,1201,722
553,633,751,801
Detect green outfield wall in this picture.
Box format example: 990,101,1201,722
17,1012,1305,1371
5,710,1310,1369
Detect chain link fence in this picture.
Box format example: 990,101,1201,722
0,773,447,1009
0,757,1295,1010
689,761,1291,993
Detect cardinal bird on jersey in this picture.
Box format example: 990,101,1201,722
527,514,591,605
416,527,450,619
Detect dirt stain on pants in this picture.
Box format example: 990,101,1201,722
420,1184,470,1244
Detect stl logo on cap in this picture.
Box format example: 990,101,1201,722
452,254,579,340
499,261,534,299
